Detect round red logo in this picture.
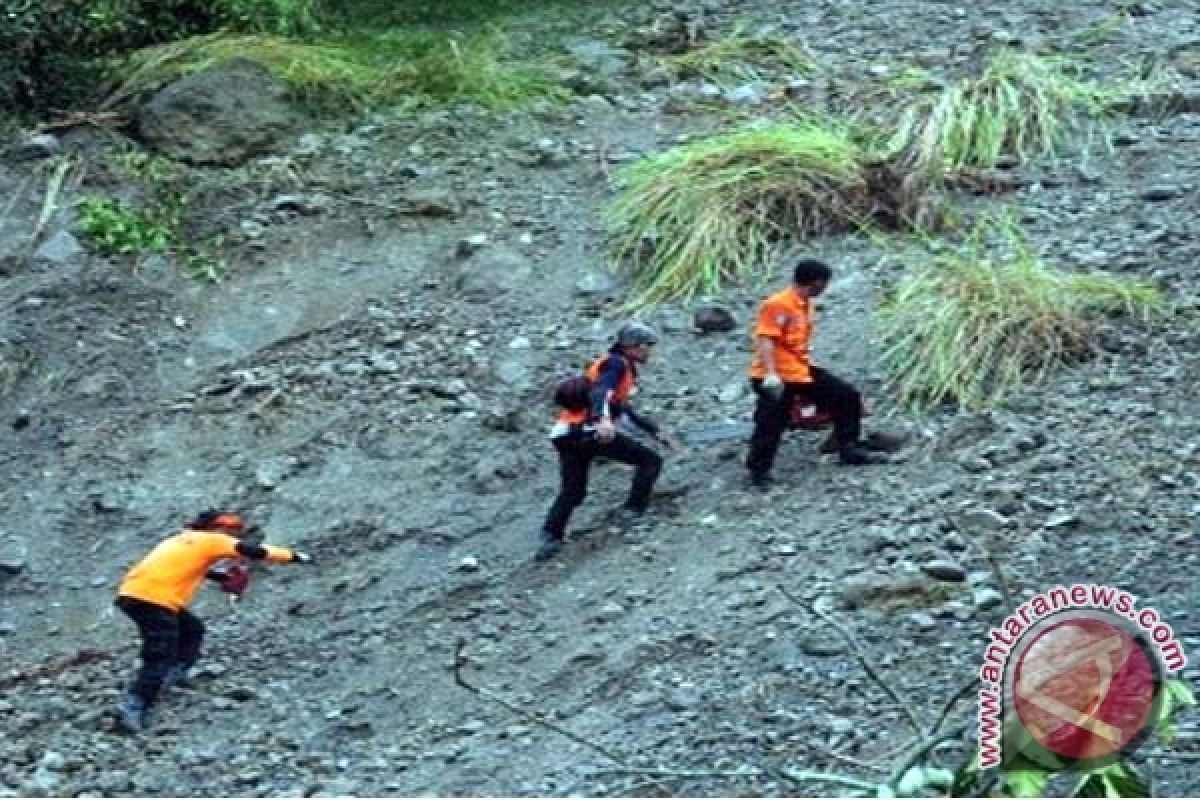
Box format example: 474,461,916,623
1008,612,1162,768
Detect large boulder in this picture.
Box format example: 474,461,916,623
136,59,301,166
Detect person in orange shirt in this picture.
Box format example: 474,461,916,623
112,510,312,733
535,322,679,562
746,258,883,488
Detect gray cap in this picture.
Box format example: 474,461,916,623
614,321,659,348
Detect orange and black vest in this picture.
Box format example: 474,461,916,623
555,352,637,426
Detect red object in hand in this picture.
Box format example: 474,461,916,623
216,563,251,596
789,399,833,430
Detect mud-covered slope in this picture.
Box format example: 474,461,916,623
2,0,1199,796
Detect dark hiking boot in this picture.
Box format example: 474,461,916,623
838,443,887,466
534,532,564,562
862,431,908,452
115,693,147,734
746,472,773,492
164,664,194,690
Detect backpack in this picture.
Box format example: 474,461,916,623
552,373,592,411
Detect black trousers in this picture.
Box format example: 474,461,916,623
542,429,663,539
116,595,204,705
745,366,863,477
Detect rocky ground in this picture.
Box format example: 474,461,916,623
1,0,1199,796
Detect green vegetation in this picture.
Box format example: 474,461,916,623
0,0,321,110
2,0,580,113
886,50,1125,173
603,119,933,308
951,679,1195,797
875,214,1165,411
107,26,569,113
77,196,178,255
657,21,815,88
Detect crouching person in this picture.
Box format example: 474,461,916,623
112,510,312,733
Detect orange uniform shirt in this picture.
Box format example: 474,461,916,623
556,353,636,425
117,530,293,612
749,287,814,383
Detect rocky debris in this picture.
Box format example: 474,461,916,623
972,587,1006,610
693,304,736,333
270,193,331,215
575,271,616,296
3,133,61,162
137,59,301,166
0,536,27,575
838,568,942,610
452,246,534,302
919,559,967,582
32,230,85,267
2,1,1200,796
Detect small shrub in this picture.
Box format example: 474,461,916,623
386,27,571,110
0,0,321,111
875,214,1165,411
77,196,177,255
210,0,321,36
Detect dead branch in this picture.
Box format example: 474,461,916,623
586,765,878,793
779,584,925,738
884,720,973,789
929,676,981,737
452,638,627,764
945,515,1014,611
37,111,128,133
30,156,75,247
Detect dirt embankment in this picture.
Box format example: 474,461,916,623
1,0,1199,795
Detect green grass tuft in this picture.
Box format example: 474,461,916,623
658,21,815,88
887,50,1125,172
107,27,569,113
875,214,1166,411
605,122,862,307
603,118,936,308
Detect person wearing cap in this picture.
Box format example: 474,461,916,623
746,258,886,489
112,510,313,734
535,322,678,562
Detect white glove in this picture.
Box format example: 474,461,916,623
762,374,784,397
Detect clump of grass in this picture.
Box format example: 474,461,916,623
659,21,815,87
875,215,1165,411
383,26,570,110
888,50,1125,173
108,33,387,111
604,119,936,307
107,27,568,113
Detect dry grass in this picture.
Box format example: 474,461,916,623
603,118,937,308
657,21,815,87
885,50,1128,173
875,214,1166,411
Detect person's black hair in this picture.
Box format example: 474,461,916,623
792,258,833,286
188,510,222,529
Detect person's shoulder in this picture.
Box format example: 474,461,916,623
758,288,793,315
596,351,628,371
